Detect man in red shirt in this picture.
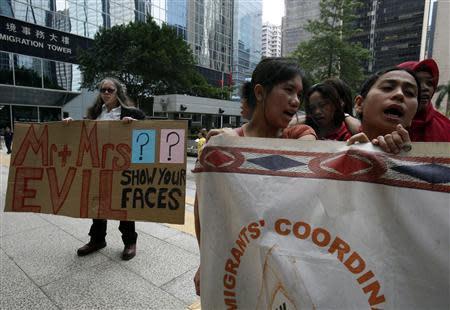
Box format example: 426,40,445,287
397,59,450,142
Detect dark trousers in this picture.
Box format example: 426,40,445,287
5,142,11,154
88,219,137,245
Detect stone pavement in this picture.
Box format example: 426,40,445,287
0,151,201,310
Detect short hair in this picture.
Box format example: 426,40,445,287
359,67,420,99
357,67,421,119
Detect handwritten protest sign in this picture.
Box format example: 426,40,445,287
4,120,187,224
195,136,450,309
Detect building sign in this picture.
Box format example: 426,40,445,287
0,15,93,64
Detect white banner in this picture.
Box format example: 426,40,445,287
195,136,450,310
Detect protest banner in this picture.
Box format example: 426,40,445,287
195,136,450,309
4,120,187,224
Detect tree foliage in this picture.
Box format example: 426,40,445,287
292,0,370,91
435,81,450,117
78,17,228,106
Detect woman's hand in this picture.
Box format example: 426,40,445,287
122,116,136,124
347,124,412,154
347,132,370,145
206,127,237,142
194,265,201,296
372,124,411,154
298,134,316,141
62,117,73,125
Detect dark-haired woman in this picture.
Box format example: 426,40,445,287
289,77,362,134
211,58,317,140
305,83,353,141
194,57,317,295
323,78,362,134
348,67,419,153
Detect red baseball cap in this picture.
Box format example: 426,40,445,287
397,59,439,88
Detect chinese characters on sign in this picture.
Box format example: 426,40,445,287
0,15,93,64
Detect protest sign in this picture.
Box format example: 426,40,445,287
4,120,187,224
195,136,450,309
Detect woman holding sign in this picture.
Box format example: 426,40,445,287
194,61,418,294
347,67,419,153
69,77,145,260
194,57,317,294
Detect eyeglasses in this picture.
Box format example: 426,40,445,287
100,88,116,94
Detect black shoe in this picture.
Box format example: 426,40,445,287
122,243,136,260
77,241,106,256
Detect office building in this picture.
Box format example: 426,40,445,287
281,0,320,56
232,0,262,98
0,0,235,129
186,0,233,87
424,0,449,91
261,22,281,58
351,0,425,73
420,0,450,114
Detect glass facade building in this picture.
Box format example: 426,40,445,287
0,0,234,130
0,0,84,129
351,0,425,73
232,0,262,97
281,0,320,56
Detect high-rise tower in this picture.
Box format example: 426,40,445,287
232,0,262,97
261,23,281,58
281,0,320,56
351,0,425,73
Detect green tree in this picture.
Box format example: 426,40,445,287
78,17,227,109
435,81,450,117
292,0,370,90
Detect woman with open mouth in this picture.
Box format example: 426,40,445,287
348,67,421,154
194,57,318,296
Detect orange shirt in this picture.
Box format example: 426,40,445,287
235,124,317,139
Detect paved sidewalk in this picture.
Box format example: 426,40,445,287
0,152,201,309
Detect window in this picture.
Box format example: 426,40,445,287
14,55,43,88
0,52,14,85
12,105,38,122
39,107,62,122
